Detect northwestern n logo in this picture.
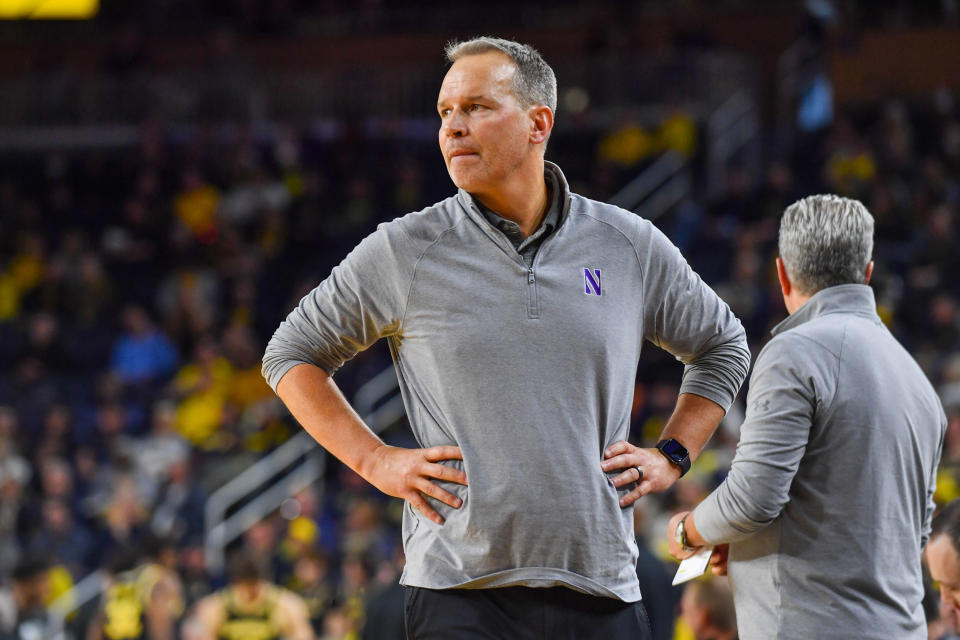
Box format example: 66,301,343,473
584,268,602,296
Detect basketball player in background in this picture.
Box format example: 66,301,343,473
187,555,313,640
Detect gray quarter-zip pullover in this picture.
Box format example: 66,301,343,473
263,163,750,601
693,284,945,638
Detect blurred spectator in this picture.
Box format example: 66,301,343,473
339,498,387,558
26,498,94,576
289,552,335,635
69,252,116,328
796,66,834,134
0,453,29,576
824,116,876,195
38,457,75,505
679,578,738,640
222,323,285,452
657,105,698,158
318,607,352,640
172,169,220,246
109,306,178,387
169,336,233,450
156,260,221,343
0,555,54,640
242,518,287,584
278,516,320,580
908,204,960,295
120,400,190,504
94,474,150,561
178,542,212,610
30,404,75,467
335,553,373,637
598,119,654,168
86,545,181,640
101,195,164,310
149,456,206,545
220,159,292,232
16,311,72,374
3,232,47,318
713,246,768,339
360,548,405,640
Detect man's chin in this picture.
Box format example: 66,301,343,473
447,171,481,193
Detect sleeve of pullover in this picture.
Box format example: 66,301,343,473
923,412,946,548
639,223,750,412
693,334,822,543
261,221,419,391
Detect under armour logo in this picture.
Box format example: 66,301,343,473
751,398,770,413
584,268,602,296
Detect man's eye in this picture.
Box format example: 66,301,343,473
470,104,483,111
439,109,450,117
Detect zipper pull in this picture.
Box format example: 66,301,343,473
528,268,535,283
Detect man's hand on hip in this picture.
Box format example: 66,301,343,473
363,444,467,525
275,365,467,527
601,441,681,507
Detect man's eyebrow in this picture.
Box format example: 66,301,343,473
437,95,493,108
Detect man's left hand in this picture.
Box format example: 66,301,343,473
667,511,699,561
601,441,682,507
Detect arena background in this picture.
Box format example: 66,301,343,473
0,1,958,638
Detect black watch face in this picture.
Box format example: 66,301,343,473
660,439,688,461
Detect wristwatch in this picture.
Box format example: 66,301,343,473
675,515,695,552
656,438,691,477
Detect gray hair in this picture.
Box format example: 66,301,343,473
933,498,960,554
445,37,557,114
778,194,874,295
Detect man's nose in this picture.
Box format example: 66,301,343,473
442,112,466,138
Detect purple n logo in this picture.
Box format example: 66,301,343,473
584,268,602,296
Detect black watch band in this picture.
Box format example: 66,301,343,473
656,438,691,477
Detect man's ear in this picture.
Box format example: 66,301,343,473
776,257,792,297
865,260,874,285
529,105,553,145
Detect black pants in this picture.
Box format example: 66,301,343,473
403,586,653,640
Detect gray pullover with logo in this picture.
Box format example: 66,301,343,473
693,285,945,638
263,163,750,601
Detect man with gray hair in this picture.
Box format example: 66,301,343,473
264,36,750,638
667,195,946,639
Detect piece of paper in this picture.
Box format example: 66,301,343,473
672,547,714,585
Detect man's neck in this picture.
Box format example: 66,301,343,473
784,291,811,315
472,162,549,238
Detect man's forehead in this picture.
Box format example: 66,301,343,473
438,52,516,100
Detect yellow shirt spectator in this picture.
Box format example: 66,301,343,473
173,356,233,449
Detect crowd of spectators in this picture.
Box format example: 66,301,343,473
0,80,958,637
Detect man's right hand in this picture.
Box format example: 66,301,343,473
275,365,467,525
362,444,467,525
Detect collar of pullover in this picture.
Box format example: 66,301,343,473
771,283,879,336
457,161,572,240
